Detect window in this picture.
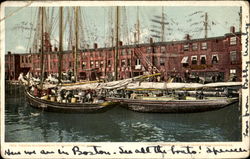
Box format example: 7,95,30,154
100,61,104,67
147,47,152,53
121,50,126,56
200,55,206,64
136,59,141,65
230,69,237,81
201,42,207,50
90,61,94,68
127,50,132,55
161,46,166,53
153,57,158,66
192,43,198,50
95,61,99,67
121,59,126,67
212,55,219,64
127,59,131,66
82,62,86,69
160,58,165,66
230,37,237,45
108,60,111,67
191,56,197,65
99,51,103,57
183,44,189,51
230,51,237,62
230,69,236,74
181,56,188,64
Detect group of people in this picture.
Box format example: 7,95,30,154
30,85,104,104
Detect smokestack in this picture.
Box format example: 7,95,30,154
94,43,98,49
150,37,153,44
230,26,235,33
185,34,191,40
119,41,123,46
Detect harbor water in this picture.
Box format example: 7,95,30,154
5,85,242,142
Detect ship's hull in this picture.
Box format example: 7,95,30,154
108,97,238,113
25,89,116,113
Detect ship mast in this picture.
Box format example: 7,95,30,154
74,7,79,82
39,7,45,90
114,6,120,81
58,7,63,84
136,6,140,44
204,12,208,39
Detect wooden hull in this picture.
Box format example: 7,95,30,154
108,97,238,113
25,90,116,113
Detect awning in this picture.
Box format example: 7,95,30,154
181,56,188,63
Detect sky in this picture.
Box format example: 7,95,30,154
4,6,241,54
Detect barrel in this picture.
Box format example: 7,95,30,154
50,96,56,102
71,97,77,103
41,95,48,100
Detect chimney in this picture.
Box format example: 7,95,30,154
185,34,191,40
94,43,98,49
230,26,235,33
54,47,58,52
119,41,123,46
7,51,11,55
150,37,153,44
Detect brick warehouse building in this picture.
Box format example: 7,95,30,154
5,27,242,82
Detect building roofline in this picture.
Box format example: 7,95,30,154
7,32,241,55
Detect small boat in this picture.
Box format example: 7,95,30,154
106,81,241,113
25,88,116,113
109,96,238,113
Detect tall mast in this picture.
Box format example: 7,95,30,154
204,12,208,39
136,6,140,44
239,6,242,32
58,7,63,84
114,6,120,81
161,6,165,42
74,7,79,82
39,7,45,89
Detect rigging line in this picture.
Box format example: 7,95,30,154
0,1,33,22
50,13,59,39
80,7,90,47
26,7,37,52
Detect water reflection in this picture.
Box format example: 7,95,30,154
5,86,241,142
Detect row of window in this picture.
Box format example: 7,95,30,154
182,54,219,66
21,56,32,63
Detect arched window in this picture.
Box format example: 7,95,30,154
212,55,219,64
200,55,206,64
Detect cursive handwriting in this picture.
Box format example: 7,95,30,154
4,145,249,157
243,96,249,117
119,146,133,154
58,149,69,155
243,120,249,137
206,147,247,155
242,23,250,56
40,150,55,154
5,149,21,156
24,150,36,155
72,146,110,155
242,61,250,89
171,145,197,154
